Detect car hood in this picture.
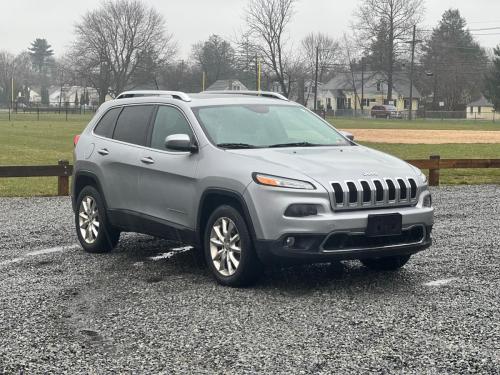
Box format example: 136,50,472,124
228,146,418,188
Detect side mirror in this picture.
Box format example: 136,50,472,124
340,130,354,141
165,134,198,152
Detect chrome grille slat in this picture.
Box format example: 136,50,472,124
330,177,419,211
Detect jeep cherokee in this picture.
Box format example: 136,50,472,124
72,90,433,286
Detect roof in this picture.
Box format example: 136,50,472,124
468,95,494,107
323,71,421,98
206,79,248,91
99,93,297,113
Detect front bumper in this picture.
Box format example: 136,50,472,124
255,225,432,264
244,182,434,264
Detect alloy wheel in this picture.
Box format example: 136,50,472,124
209,217,241,276
78,196,100,244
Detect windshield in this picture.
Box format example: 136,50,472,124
192,104,351,148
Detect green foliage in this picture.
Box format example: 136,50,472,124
420,9,487,110
41,87,49,105
484,46,500,111
28,38,54,73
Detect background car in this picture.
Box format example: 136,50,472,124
371,105,402,119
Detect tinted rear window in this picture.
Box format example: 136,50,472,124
94,107,121,138
113,105,155,146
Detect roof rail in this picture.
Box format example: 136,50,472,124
202,90,288,101
116,90,191,102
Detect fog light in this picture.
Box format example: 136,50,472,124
423,194,432,207
284,236,295,247
284,204,318,217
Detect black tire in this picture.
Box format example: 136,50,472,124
204,205,262,287
75,185,120,253
361,255,411,271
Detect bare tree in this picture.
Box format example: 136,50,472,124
0,51,34,105
244,0,296,97
353,0,425,101
301,32,340,105
70,0,176,103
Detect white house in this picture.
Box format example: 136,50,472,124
467,95,496,120
206,79,248,91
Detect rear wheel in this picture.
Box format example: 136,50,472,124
361,255,411,271
75,186,120,253
204,205,262,287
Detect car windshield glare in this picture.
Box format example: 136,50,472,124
192,105,351,148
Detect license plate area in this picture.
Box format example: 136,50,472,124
366,213,402,237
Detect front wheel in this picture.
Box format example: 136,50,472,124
75,186,120,253
361,255,411,271
204,205,262,287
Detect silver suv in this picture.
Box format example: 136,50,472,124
72,90,433,286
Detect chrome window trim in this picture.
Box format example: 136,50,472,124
91,103,200,156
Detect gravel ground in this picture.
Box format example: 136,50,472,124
0,186,499,374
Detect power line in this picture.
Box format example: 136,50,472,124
469,27,500,31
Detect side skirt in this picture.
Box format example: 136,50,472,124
107,209,198,246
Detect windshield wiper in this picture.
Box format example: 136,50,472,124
217,143,258,149
268,142,322,148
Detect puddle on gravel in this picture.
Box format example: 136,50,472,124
423,277,458,286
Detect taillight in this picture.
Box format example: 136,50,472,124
73,135,80,146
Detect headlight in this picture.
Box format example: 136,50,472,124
419,171,428,184
411,165,428,184
253,173,316,190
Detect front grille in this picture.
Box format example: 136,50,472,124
322,225,426,251
330,178,418,210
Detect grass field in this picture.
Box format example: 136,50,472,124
0,115,499,196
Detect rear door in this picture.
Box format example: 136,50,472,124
138,105,200,230
97,105,155,214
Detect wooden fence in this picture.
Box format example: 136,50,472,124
0,156,499,196
406,155,500,186
0,160,72,196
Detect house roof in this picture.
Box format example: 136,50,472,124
323,71,421,98
206,79,248,91
468,95,493,107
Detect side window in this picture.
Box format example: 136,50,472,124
113,105,155,146
94,107,121,138
150,106,194,150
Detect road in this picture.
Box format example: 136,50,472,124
0,186,499,374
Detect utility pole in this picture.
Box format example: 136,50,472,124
314,46,319,111
361,58,365,111
409,25,417,121
255,54,259,90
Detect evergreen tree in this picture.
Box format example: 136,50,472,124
28,39,54,74
484,46,500,111
74,91,79,107
421,9,487,110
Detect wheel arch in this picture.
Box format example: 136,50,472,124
72,171,107,212
197,188,257,245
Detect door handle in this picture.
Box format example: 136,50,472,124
141,156,155,165
97,148,109,156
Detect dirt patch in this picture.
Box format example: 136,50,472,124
344,129,500,144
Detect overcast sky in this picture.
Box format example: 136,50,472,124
1,0,500,59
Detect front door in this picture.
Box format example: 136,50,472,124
138,105,200,231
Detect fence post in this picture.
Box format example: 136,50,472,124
57,160,70,196
429,155,440,186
